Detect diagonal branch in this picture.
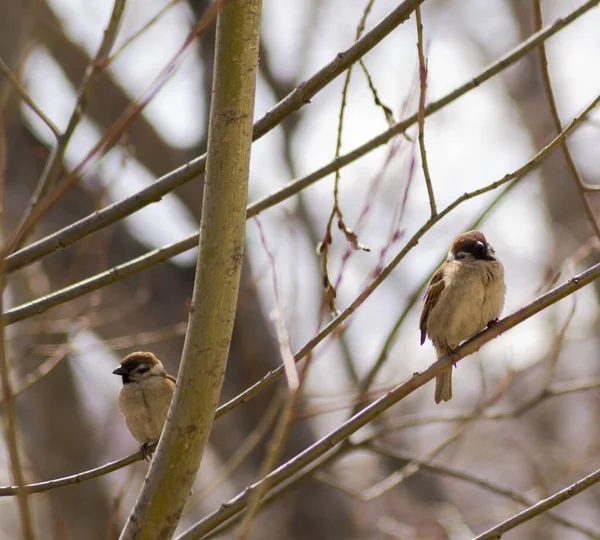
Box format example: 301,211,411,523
370,444,600,539
473,466,600,540
11,0,126,251
176,258,600,538
9,0,593,274
5,0,424,274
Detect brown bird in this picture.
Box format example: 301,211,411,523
113,351,176,450
419,231,505,403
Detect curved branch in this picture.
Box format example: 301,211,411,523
0,447,150,496
533,0,600,240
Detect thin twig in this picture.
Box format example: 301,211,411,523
5,0,425,274
358,59,395,125
0,123,35,539
11,0,126,251
236,390,297,539
473,466,600,540
319,0,376,313
235,224,302,538
415,6,436,216
358,378,506,501
0,56,61,138
0,446,151,496
0,328,82,406
200,445,347,540
193,394,282,503
108,0,182,62
361,376,600,439
533,0,600,240
370,444,600,540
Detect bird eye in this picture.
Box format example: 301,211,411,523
472,241,487,258
136,363,150,373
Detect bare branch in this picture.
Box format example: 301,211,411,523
0,124,35,539
0,56,60,138
415,6,436,216
370,444,600,540
10,0,126,251
22,0,598,274
118,0,261,536
473,467,600,540
533,0,600,240
176,258,600,537
0,447,150,496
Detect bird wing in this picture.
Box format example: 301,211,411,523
419,267,446,345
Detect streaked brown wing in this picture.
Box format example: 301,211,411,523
419,267,446,345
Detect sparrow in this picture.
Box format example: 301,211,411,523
419,231,505,403
113,351,176,450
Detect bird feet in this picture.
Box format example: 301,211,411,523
140,443,155,462
486,318,500,328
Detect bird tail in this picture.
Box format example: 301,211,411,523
434,368,453,403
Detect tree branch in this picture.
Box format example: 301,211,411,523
370,444,600,539
118,0,261,537
18,0,594,276
176,258,600,538
473,466,600,539
4,0,425,274
533,0,600,240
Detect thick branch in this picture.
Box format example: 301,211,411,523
118,0,261,538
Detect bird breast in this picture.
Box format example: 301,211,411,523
427,259,505,351
118,376,174,445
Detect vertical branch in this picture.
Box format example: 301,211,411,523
0,125,35,539
118,0,262,537
533,0,600,240
415,6,436,216
318,0,376,314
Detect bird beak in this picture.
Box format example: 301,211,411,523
112,366,128,376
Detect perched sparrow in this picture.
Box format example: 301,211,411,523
113,351,176,449
419,231,505,403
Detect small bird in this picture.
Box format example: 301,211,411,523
113,351,176,450
419,231,505,403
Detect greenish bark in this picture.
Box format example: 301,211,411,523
118,1,262,538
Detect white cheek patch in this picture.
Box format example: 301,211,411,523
446,250,455,262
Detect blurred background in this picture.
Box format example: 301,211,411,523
1,0,600,538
